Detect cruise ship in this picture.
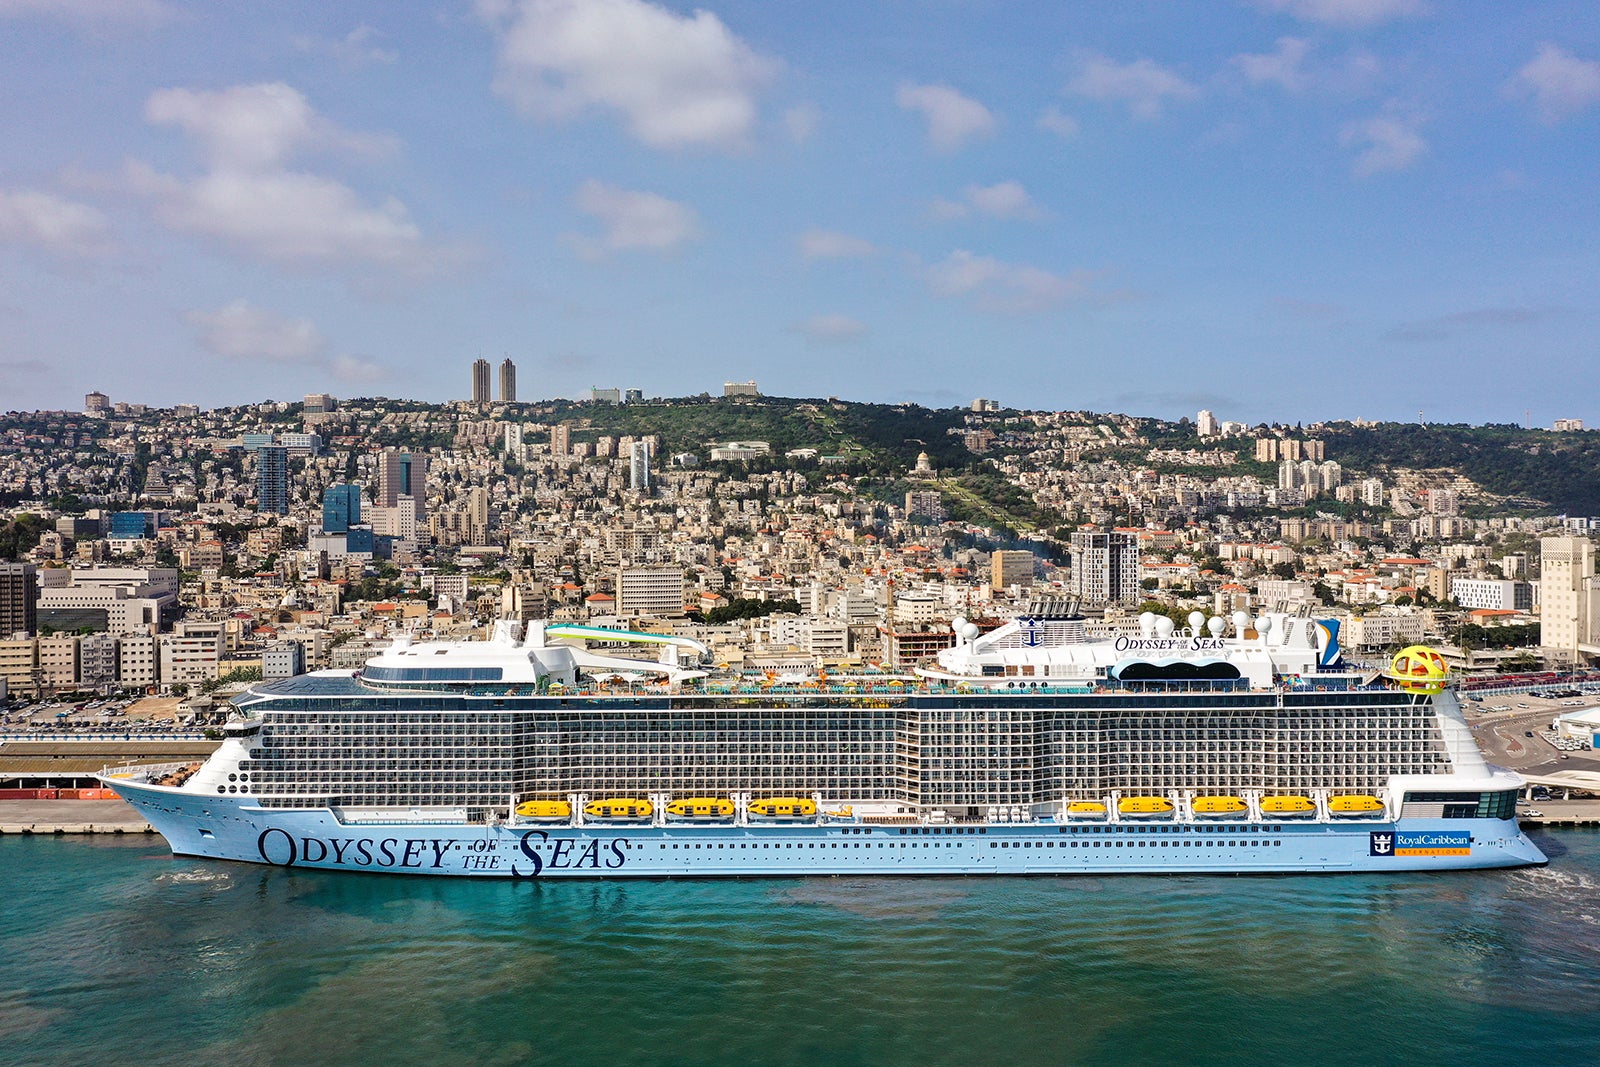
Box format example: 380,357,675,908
101,610,1548,878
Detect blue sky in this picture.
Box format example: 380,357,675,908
1,0,1597,426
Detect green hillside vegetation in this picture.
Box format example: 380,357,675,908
1319,423,1600,512
523,396,976,474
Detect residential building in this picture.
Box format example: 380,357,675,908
160,632,222,690
79,632,117,690
117,633,158,689
471,358,491,404
629,440,651,492
0,638,37,696
38,634,78,690
263,641,305,680
1450,578,1534,612
0,561,38,637
1070,530,1141,605
256,445,289,515
905,491,946,522
615,565,686,618
723,380,759,397
991,550,1037,592
499,358,517,403
1540,536,1600,660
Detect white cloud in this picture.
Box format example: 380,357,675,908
798,229,875,260
568,180,699,259
783,104,819,143
0,188,112,257
1235,37,1311,91
330,354,389,384
1067,54,1198,120
0,0,172,26
185,301,326,363
1340,109,1426,175
922,250,1092,314
968,181,1043,220
478,0,778,151
292,25,399,67
895,83,996,151
793,313,867,343
130,164,428,268
932,181,1045,222
1255,0,1426,27
132,83,440,273
1037,107,1080,138
1508,44,1600,124
144,83,395,171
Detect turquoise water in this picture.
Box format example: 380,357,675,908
3,830,1599,1067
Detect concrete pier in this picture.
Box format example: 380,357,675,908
0,799,154,834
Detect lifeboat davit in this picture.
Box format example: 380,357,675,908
1329,794,1386,818
748,797,818,819
1066,801,1109,820
584,798,654,821
1117,796,1175,819
515,799,572,821
665,797,735,820
1260,795,1316,817
1191,795,1248,818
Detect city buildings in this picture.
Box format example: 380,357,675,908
499,358,517,403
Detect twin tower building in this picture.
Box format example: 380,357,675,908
472,358,516,405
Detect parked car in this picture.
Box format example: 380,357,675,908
1522,809,1545,818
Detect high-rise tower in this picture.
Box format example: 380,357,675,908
499,358,517,403
256,446,289,515
377,450,428,521
471,358,491,405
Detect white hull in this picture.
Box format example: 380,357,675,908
107,778,1548,878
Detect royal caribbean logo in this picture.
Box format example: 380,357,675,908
1371,830,1470,857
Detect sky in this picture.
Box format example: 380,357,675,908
1,0,1598,426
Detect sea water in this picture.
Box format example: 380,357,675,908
3,829,1599,1067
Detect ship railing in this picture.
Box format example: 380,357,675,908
98,760,192,783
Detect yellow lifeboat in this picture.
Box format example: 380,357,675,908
1191,795,1248,818
821,806,854,819
748,797,818,819
1066,801,1109,820
515,799,572,821
1117,796,1175,819
583,798,654,820
665,797,735,820
1260,795,1316,817
1329,794,1386,817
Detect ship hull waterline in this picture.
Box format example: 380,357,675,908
105,778,1549,879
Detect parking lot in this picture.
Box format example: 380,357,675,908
0,696,188,734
